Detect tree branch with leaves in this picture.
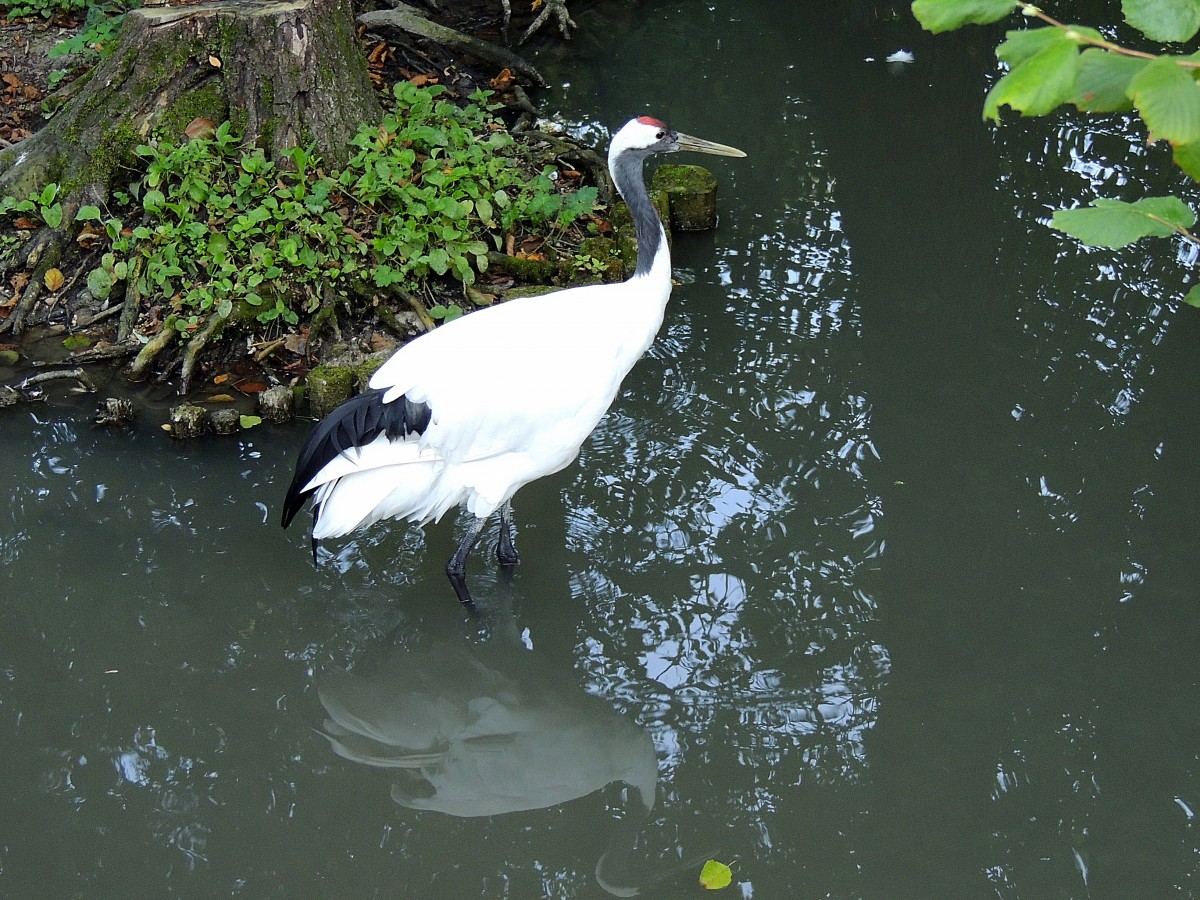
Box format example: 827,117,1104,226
913,0,1200,305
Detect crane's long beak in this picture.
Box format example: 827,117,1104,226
675,133,747,158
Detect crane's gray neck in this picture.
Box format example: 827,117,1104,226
611,152,666,279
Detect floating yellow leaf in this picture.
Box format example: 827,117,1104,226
43,268,64,291
699,860,732,890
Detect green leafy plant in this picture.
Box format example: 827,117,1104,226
102,122,348,331
1,183,64,228
428,303,464,322
1,0,88,20
342,81,597,290
913,0,1200,304
47,3,129,89
0,83,599,336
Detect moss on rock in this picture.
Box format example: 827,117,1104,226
651,164,719,231
307,364,353,418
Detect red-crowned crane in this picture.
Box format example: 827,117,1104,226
281,116,745,610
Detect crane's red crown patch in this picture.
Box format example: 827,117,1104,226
637,116,668,128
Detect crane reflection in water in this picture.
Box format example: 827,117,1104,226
316,629,707,896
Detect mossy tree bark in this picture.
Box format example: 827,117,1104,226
0,0,379,335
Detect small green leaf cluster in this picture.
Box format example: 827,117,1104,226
0,0,88,21
428,303,464,322
0,183,64,228
47,5,128,89
572,251,610,276
0,83,598,334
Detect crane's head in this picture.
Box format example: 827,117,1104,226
609,116,746,162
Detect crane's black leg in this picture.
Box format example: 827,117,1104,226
446,517,487,610
496,500,520,568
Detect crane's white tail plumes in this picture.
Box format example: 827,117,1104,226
281,388,432,557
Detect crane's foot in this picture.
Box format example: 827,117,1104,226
496,500,520,568
447,568,479,614
446,517,487,612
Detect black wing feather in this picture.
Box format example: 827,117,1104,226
281,388,432,531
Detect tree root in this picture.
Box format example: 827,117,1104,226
309,288,343,346
0,227,67,337
508,84,539,132
521,130,613,205
178,309,242,393
128,316,177,381
362,4,547,87
519,0,576,44
387,284,435,332
117,255,144,343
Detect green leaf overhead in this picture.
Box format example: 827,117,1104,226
1051,196,1196,248
984,27,1095,120
1172,141,1200,180
912,0,1017,33
1073,49,1147,112
1127,57,1200,145
994,26,1098,68
1122,0,1200,43
1184,283,1200,307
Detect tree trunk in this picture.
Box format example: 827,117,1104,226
0,0,379,205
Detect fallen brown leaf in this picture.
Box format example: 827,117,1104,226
7,272,30,306
489,68,516,91
283,331,307,354
76,223,105,247
183,117,215,141
43,268,64,292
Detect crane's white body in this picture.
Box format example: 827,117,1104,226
301,121,679,541
283,116,744,605
304,241,670,538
